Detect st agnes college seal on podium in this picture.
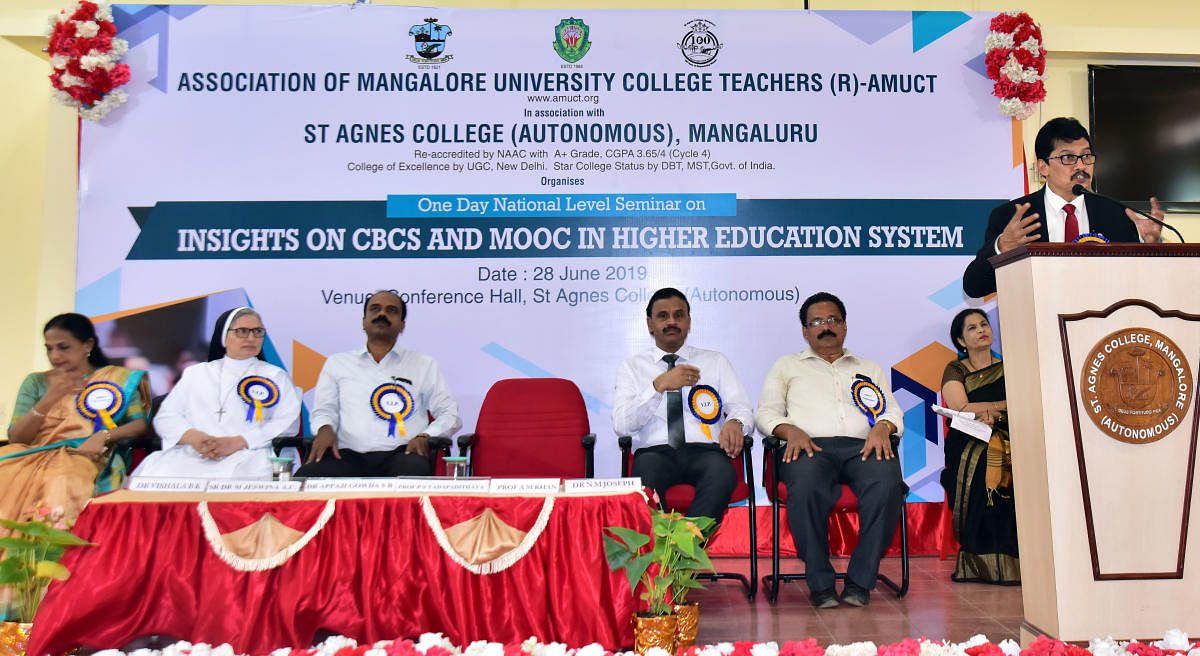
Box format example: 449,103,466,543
1080,327,1194,444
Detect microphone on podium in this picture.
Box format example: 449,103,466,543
1071,184,1185,244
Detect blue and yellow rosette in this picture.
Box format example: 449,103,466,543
75,381,126,431
371,383,414,438
687,384,722,441
1073,233,1110,245
850,379,886,427
237,375,280,422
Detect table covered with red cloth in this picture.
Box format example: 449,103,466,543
27,489,651,656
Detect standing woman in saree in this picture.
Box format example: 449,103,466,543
132,307,300,478
1,313,149,525
940,308,1018,584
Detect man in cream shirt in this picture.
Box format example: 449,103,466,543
756,291,905,608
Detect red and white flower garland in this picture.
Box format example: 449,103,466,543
45,0,130,121
78,629,1199,656
984,11,1046,120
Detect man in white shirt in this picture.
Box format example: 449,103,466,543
963,116,1164,297
295,290,461,477
756,292,905,608
612,287,754,522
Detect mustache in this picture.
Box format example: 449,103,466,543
371,316,391,326
819,330,836,339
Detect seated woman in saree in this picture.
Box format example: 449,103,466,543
939,308,1019,585
132,307,300,479
1,313,150,526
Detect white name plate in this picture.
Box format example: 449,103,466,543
563,477,642,494
128,477,209,493
489,478,561,495
393,478,492,494
302,478,402,492
206,479,303,493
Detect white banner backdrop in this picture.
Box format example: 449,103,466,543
79,6,1020,498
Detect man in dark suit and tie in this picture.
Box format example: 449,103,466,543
963,117,1164,298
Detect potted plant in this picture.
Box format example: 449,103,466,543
604,509,716,653
666,513,715,651
0,504,92,653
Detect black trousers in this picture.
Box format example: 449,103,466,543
778,436,905,592
294,445,432,477
632,443,737,523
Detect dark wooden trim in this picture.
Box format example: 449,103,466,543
1058,300,1200,580
1058,314,1103,580
1060,298,1200,323
991,243,1200,269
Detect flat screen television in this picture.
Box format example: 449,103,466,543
1088,64,1200,213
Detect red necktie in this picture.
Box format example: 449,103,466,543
1063,203,1079,242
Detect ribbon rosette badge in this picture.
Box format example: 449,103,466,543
850,379,886,427
371,383,414,438
76,381,126,431
1073,233,1111,245
688,384,723,440
237,376,280,422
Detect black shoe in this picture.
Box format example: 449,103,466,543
840,580,870,607
810,586,839,609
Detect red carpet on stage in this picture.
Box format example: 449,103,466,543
705,501,958,558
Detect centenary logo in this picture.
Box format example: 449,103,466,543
1080,327,1194,444
678,19,722,67
553,18,592,63
407,17,453,64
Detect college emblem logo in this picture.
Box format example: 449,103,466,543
553,18,591,63
678,19,721,67
1080,327,1194,444
407,17,453,64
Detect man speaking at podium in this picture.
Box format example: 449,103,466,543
963,117,1164,298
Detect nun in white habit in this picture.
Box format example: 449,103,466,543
132,307,301,478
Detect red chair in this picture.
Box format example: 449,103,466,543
618,434,758,601
760,436,909,604
458,378,595,477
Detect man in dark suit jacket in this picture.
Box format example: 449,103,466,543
963,117,1163,298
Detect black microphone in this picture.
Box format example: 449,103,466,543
1071,184,1185,244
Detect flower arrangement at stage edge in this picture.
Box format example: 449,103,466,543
0,503,92,622
42,630,1200,656
984,11,1046,120
45,0,131,121
603,508,716,617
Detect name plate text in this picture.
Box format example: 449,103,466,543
302,478,402,492
127,477,209,493
562,477,642,494
489,478,561,494
206,479,303,493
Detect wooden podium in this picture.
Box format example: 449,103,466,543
991,243,1200,643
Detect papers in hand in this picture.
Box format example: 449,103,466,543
930,405,994,442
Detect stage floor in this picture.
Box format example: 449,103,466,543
693,556,1022,646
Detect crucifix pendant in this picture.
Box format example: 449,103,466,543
215,406,226,420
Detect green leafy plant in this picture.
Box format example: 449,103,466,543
603,509,715,616
0,505,92,622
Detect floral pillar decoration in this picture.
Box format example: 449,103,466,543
984,11,1046,120
46,0,131,121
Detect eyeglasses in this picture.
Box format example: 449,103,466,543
805,317,844,328
228,327,265,338
1045,153,1096,166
